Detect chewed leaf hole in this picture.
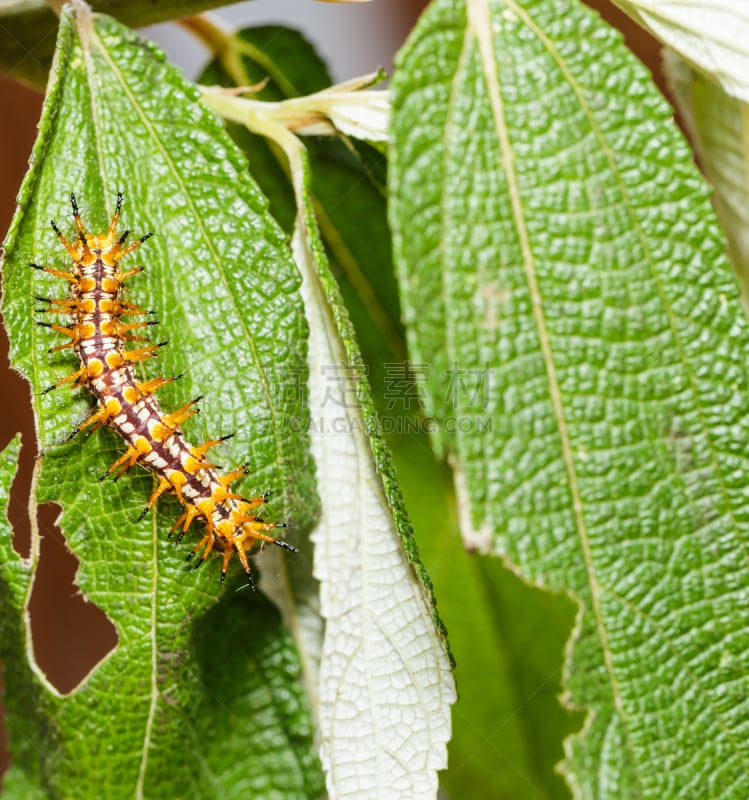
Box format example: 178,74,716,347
29,503,118,694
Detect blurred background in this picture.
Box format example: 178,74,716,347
0,0,662,794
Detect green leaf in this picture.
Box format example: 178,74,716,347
390,431,581,800
203,25,580,797
1,6,322,796
0,433,48,799
200,25,399,403
390,0,749,796
0,0,232,89
202,71,456,796
198,25,335,234
204,23,583,797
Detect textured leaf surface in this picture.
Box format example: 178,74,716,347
201,32,455,800
390,430,581,800
203,66,457,795
390,0,749,797
295,204,455,800
613,1,749,103
204,23,578,797
1,6,321,797
201,25,399,398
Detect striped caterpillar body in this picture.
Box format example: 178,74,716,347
34,193,295,589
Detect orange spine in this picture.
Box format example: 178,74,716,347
35,193,294,588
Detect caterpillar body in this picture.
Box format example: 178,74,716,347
34,193,294,588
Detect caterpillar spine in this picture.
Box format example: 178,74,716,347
35,193,294,588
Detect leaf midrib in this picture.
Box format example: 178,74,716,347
87,15,288,488
462,0,637,786
463,0,749,777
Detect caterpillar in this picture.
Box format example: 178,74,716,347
32,192,295,589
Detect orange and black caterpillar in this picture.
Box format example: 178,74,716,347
33,192,295,589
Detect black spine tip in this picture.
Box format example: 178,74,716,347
36,321,53,328
98,473,108,483
275,522,290,530
246,571,256,592
220,433,236,442
29,262,44,271
116,192,124,214
174,373,185,381
185,551,194,561
70,193,78,214
50,220,61,236
34,294,51,303
140,231,154,243
220,571,227,585
118,229,130,245
147,320,158,326
65,427,80,443
41,385,56,395
136,506,149,522
274,539,297,553
157,340,169,348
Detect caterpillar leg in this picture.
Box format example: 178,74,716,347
118,301,155,316
50,197,83,261
137,476,173,522
138,376,180,396
67,397,123,441
188,434,235,470
161,397,201,430
101,436,151,481
121,376,181,413
124,343,165,363
194,533,258,589
42,365,88,394
37,319,82,353
34,295,77,314
226,525,295,589
100,319,158,344
187,531,217,571
29,262,76,283
150,396,202,445
113,192,154,261
229,544,255,591
244,520,296,551
169,505,201,542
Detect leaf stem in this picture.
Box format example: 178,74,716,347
200,83,389,141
